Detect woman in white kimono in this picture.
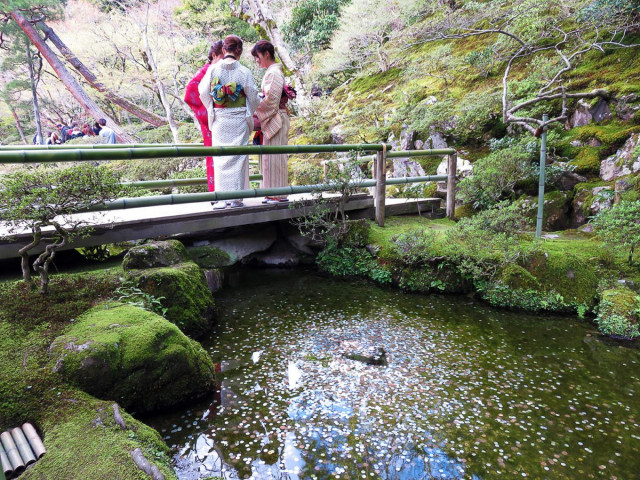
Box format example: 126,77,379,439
252,40,291,204
199,35,259,209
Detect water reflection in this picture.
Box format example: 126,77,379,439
142,268,640,480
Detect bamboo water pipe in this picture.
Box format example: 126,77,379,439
0,445,11,479
21,423,46,459
10,428,36,466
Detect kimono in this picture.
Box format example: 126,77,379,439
255,64,290,194
198,58,259,198
184,63,215,191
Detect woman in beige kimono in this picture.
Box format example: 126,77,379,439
252,40,291,204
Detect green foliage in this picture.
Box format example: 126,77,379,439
595,287,640,338
175,0,258,41
458,146,534,209
390,228,438,266
592,200,640,265
111,279,168,317
283,0,349,55
317,243,392,284
580,0,640,20
478,283,577,313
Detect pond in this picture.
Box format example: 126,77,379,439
143,268,640,480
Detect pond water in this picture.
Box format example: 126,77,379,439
143,268,640,480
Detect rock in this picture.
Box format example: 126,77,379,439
344,346,387,366
436,156,472,195
203,269,224,293
590,186,614,215
127,262,215,337
192,225,278,266
391,158,426,178
400,127,417,151
281,222,320,255
555,170,587,191
570,140,585,147
426,127,448,149
570,99,593,127
571,185,614,227
122,240,188,270
187,245,231,268
600,133,640,181
615,93,639,121
414,139,424,150
50,303,216,413
247,238,309,266
586,138,602,147
578,223,594,233
331,125,345,144
591,98,612,122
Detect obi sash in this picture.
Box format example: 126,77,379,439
211,77,246,109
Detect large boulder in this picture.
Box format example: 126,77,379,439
571,184,614,227
50,303,216,413
600,133,640,181
122,240,188,270
127,262,215,337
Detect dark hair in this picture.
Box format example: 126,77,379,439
98,118,107,126
208,40,224,63
223,35,243,57
251,40,275,61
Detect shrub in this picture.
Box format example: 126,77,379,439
390,228,438,266
458,146,534,209
595,287,640,339
591,200,640,265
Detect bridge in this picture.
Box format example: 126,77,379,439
0,143,458,260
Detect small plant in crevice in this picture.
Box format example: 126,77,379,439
111,279,168,317
390,228,438,267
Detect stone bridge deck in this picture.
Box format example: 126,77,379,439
0,195,441,260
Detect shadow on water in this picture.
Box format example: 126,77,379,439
142,268,640,480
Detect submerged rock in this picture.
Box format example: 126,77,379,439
344,347,387,366
50,303,216,413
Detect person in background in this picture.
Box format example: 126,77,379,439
57,123,69,143
82,123,94,137
46,131,61,145
92,121,102,136
198,35,259,210
184,40,224,192
252,40,291,204
97,118,116,144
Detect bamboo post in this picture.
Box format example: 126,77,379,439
446,152,457,219
375,143,387,226
535,114,549,239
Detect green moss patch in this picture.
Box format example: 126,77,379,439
187,245,232,269
122,240,189,270
50,302,216,413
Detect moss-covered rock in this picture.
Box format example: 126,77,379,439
397,262,470,294
127,262,215,337
524,251,598,307
122,240,189,270
454,203,476,220
499,264,540,290
50,302,216,413
22,390,176,480
187,245,231,268
595,287,640,339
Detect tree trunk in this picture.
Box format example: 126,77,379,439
39,22,168,128
143,29,179,143
10,10,134,143
26,45,44,144
231,0,307,97
9,105,28,143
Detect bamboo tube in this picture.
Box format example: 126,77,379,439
0,432,24,475
0,444,11,479
11,428,36,466
21,424,46,459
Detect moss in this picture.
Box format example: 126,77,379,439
595,287,640,339
343,219,371,247
524,251,598,307
50,302,216,413
499,264,540,290
127,262,215,337
571,147,601,174
413,155,443,175
22,390,176,480
350,68,402,95
187,245,232,268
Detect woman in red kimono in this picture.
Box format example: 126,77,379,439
184,40,223,191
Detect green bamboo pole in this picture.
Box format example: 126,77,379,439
0,143,203,150
123,175,263,189
87,175,447,212
535,114,548,239
0,144,387,164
